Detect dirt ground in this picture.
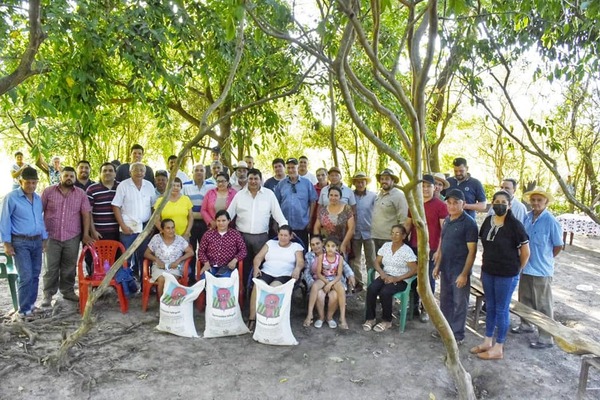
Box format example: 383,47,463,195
0,235,599,400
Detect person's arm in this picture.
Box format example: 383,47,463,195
455,242,477,288
433,237,443,280
464,201,487,213
183,208,193,239
89,213,102,240
144,246,165,269
403,216,413,235
291,250,304,280
112,206,133,235
229,232,247,270
81,210,93,245
270,192,288,228
253,244,269,277
153,198,163,232
340,214,355,255
307,200,316,231
519,243,531,270
553,245,562,257
170,244,194,269
313,214,322,236
387,260,418,284
10,164,28,179
201,192,213,228
374,254,387,280
432,218,445,263
316,254,327,283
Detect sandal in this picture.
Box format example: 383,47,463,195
314,319,323,328
327,320,337,329
469,344,492,354
247,319,256,332
339,322,349,330
373,322,391,332
362,320,376,331
303,317,313,328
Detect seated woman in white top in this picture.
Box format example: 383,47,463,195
247,225,304,330
363,224,417,333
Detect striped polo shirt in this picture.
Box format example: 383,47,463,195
87,181,120,237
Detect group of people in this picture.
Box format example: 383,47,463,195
2,149,563,359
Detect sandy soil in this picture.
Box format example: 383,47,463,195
0,236,599,400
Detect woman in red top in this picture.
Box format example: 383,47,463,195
198,210,247,278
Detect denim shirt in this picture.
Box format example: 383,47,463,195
274,176,317,230
353,190,376,240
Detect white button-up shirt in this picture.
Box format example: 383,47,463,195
111,178,155,233
227,186,288,234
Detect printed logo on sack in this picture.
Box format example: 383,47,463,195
161,284,189,306
212,286,236,310
257,292,283,318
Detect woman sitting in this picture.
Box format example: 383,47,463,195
470,190,530,360
247,225,304,330
197,210,247,278
363,225,417,332
144,219,194,296
154,177,193,241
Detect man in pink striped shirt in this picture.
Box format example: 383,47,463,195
41,166,92,307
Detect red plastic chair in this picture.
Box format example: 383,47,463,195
141,258,191,311
77,240,129,314
195,260,244,311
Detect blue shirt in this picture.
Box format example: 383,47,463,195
447,175,487,219
353,190,376,240
522,209,563,277
318,184,357,206
0,188,48,242
274,176,317,230
439,211,478,273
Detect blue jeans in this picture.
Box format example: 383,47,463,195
12,238,43,314
482,272,519,344
439,268,470,341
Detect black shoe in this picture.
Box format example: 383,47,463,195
62,292,80,302
511,326,534,334
530,341,553,349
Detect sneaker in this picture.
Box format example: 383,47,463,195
328,320,338,329
456,338,465,345
40,295,53,308
419,311,430,323
510,326,534,334
314,319,323,329
62,292,79,302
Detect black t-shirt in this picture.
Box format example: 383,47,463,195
479,211,529,277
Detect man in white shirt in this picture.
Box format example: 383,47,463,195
167,155,190,183
227,168,288,290
111,162,155,280
298,155,317,184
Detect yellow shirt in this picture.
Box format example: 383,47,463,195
154,195,193,235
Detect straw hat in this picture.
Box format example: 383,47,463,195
351,171,371,184
432,172,450,189
375,168,399,184
523,187,554,203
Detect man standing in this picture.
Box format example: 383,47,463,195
446,157,487,219
87,162,120,242
0,167,48,318
298,155,317,184
371,168,408,251
205,161,223,185
230,161,249,191
405,174,448,322
318,167,356,208
244,155,255,169
204,146,229,179
227,169,288,288
41,167,93,305
432,189,478,344
74,160,95,191
112,162,155,279
350,172,376,291
183,163,214,280
116,144,155,186
511,188,563,349
274,158,317,247
488,178,527,222
167,155,190,183
153,170,169,201
263,158,286,191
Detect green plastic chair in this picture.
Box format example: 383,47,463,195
367,269,416,333
0,252,19,311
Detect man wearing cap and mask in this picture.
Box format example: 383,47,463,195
0,167,48,319
371,168,408,252
274,158,317,246
230,161,249,191
317,166,357,209
446,157,487,219
511,188,563,349
433,188,478,344
405,174,449,322
350,172,376,291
